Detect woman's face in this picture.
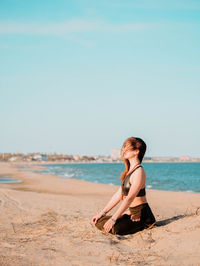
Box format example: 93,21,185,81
121,144,137,159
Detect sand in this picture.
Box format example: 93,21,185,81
0,162,200,266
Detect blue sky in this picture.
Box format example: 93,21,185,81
0,0,200,157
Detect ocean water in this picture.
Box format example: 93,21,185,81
28,162,200,193
0,176,21,183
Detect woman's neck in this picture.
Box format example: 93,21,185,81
128,158,141,170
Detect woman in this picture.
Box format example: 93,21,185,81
91,137,156,235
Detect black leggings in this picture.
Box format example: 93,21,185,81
95,203,156,235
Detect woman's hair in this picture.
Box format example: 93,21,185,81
120,137,147,183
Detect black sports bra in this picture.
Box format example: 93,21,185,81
121,165,146,197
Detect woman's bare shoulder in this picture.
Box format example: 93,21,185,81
129,167,146,183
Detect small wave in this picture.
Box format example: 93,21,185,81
0,177,21,184
147,185,152,188
64,173,75,178
51,167,61,170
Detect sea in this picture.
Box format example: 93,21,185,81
0,176,21,183
15,162,200,194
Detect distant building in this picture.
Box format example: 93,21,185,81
143,157,152,161
8,157,17,162
179,156,191,162
32,154,42,161
73,155,81,161
110,149,121,160
41,154,47,161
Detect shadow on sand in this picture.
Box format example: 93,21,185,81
155,207,200,227
155,214,186,227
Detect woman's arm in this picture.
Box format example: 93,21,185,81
103,169,144,232
99,186,122,215
91,186,122,226
111,169,144,220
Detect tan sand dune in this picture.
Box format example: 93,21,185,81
0,162,200,265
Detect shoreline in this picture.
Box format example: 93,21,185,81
1,161,200,205
0,162,200,265
1,161,199,195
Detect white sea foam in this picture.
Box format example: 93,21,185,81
147,185,152,188
64,173,75,178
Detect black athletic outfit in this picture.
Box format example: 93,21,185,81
95,165,156,235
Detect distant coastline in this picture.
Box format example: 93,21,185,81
1,152,200,164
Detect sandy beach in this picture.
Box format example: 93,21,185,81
0,162,200,265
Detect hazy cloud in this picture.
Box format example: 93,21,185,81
0,19,157,36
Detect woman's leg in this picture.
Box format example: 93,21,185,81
95,214,145,235
95,203,156,235
95,215,113,232
112,214,145,235
141,203,156,228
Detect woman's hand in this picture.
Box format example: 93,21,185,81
103,218,115,233
91,213,104,226
131,214,140,222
